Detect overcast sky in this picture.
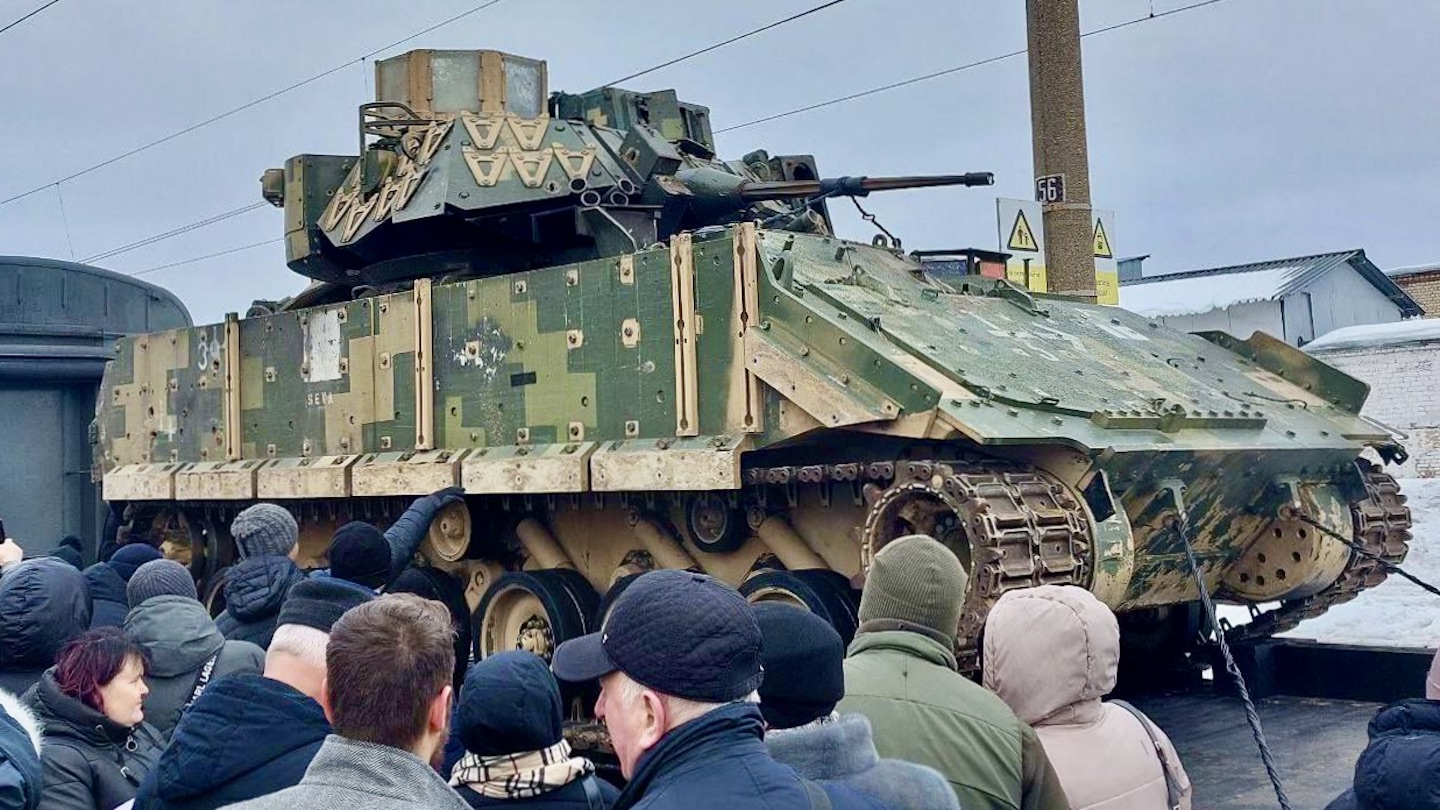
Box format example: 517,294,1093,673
1,0,1435,324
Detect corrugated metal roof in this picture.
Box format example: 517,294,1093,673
1118,249,1423,319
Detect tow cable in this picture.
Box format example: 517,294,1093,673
1162,480,1294,810
1287,509,1440,599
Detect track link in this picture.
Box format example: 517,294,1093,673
749,458,1092,669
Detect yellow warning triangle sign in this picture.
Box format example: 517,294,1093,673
1093,218,1113,259
1007,210,1038,252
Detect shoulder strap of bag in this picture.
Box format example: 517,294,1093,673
182,650,222,712
1111,699,1182,810
801,779,835,810
580,775,604,810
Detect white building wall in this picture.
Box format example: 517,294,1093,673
1154,300,1284,341
1312,341,1440,478
1304,267,1404,341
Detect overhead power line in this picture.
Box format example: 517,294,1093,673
0,0,61,37
716,0,1234,134
128,237,283,278
81,202,268,264
0,0,507,210
108,0,1235,281
58,0,851,266
604,0,853,87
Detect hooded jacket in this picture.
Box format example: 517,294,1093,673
134,673,331,810
612,702,884,810
0,688,42,810
29,670,163,810
839,629,1070,810
767,712,960,810
82,564,130,630
122,596,264,740
1325,699,1440,810
214,556,306,649
0,560,91,695
983,586,1191,810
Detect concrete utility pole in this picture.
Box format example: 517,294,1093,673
1026,0,1096,301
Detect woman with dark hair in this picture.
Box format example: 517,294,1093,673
30,627,163,810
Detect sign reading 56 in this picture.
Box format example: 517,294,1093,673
1035,174,1066,204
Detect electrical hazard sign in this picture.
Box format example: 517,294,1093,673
1093,218,1113,259
1007,210,1039,253
996,199,1119,306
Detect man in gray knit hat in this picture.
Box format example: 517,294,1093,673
216,504,307,649
838,534,1069,810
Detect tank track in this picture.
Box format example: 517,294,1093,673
747,458,1092,670
1225,460,1412,643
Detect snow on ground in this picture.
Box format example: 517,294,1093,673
1217,478,1440,649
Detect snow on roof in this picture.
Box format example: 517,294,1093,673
1118,264,1305,317
1304,319,1440,352
1385,262,1440,279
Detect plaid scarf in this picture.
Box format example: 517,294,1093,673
449,739,595,799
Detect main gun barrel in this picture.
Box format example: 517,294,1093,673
737,172,995,201
673,167,994,212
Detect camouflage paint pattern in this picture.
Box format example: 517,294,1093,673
96,225,1403,611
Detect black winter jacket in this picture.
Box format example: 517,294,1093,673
133,673,330,810
81,564,129,630
0,560,91,696
1326,698,1440,810
306,489,458,592
29,670,163,810
612,703,885,810
214,556,305,649
122,597,265,741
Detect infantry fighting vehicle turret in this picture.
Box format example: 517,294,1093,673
96,49,1410,681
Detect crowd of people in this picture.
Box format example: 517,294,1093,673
0,495,1435,810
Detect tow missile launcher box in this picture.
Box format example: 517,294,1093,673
98,49,1410,679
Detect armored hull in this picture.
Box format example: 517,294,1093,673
95,224,1411,664
94,47,1410,679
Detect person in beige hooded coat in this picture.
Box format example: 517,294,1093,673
983,585,1192,810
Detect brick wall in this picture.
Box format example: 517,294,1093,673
1394,270,1440,318
1313,341,1440,478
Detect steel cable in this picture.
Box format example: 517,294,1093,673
1167,484,1294,810
1291,511,1440,599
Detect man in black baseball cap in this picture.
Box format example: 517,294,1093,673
552,569,883,810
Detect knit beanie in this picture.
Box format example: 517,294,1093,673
277,578,374,633
127,559,198,608
108,543,162,581
457,650,564,756
857,534,968,648
327,522,390,590
231,503,299,560
754,602,845,729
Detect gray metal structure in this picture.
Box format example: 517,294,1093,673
0,256,190,558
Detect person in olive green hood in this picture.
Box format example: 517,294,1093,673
838,534,1069,810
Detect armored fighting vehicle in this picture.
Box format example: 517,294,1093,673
95,49,1411,676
